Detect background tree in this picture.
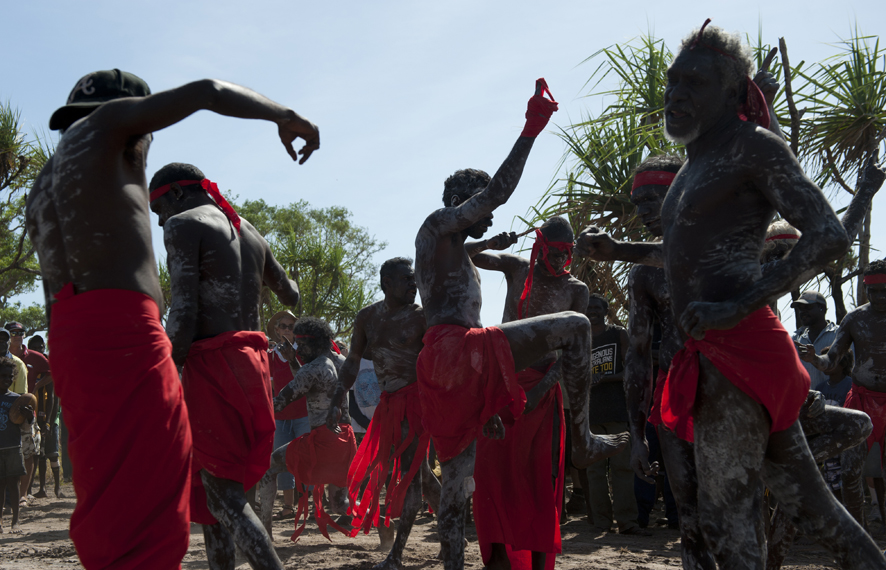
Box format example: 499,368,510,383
1,101,52,311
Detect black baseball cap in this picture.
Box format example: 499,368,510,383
790,291,827,308
49,69,151,131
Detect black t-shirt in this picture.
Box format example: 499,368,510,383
588,325,628,424
0,391,23,449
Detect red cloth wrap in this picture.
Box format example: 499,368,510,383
286,424,357,541
474,367,565,570
149,178,242,233
347,382,429,535
765,233,800,242
417,324,526,462
660,307,809,442
844,385,886,459
521,78,559,138
648,368,669,427
49,287,191,570
182,331,275,525
270,351,308,421
864,274,886,285
517,229,573,319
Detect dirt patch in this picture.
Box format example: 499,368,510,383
2,483,883,569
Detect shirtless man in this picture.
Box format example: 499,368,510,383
149,162,302,570
26,69,318,569
325,257,441,569
468,216,584,569
577,23,884,567
263,317,356,542
415,80,628,570
799,259,886,527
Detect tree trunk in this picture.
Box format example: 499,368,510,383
857,207,872,306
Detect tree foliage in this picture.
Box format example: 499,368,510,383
1,101,52,309
0,302,47,335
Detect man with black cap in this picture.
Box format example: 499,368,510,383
26,69,319,570
792,291,837,387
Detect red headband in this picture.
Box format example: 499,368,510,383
688,18,770,130
765,233,800,242
150,178,242,233
294,335,342,355
864,274,886,285
517,229,574,320
632,171,676,194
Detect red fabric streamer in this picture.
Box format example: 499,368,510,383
765,234,801,242
521,78,559,138
844,385,886,462
517,229,574,320
286,424,357,541
474,367,565,570
660,306,809,442
182,331,275,525
150,178,242,233
347,382,429,535
864,274,886,285
689,18,771,130
49,287,192,570
631,171,677,194
416,324,526,462
647,368,669,427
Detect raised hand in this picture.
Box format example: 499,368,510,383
521,78,558,138
486,231,518,251
796,342,818,363
753,47,780,107
278,111,320,164
859,148,886,192
575,226,616,260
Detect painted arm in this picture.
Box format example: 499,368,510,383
575,226,664,268
163,218,201,367
798,316,852,374
274,364,316,411
681,133,850,339
94,79,319,163
261,236,300,306
326,310,367,431
465,231,519,258
624,267,659,482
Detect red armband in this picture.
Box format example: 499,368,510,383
521,78,558,138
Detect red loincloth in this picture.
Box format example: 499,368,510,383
416,324,526,462
49,286,191,570
660,307,809,442
844,384,886,462
182,331,275,525
474,366,565,570
348,382,429,535
647,369,668,427
286,424,357,541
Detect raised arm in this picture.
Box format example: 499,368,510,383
274,365,318,411
575,226,664,268
93,79,319,163
624,268,659,482
260,237,300,307
424,81,557,236
163,218,201,366
798,316,853,374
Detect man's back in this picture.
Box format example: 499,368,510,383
165,205,270,338
839,305,886,392
27,115,161,307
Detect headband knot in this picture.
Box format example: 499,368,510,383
150,178,242,233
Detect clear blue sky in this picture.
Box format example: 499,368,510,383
4,0,885,331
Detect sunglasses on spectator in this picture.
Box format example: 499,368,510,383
276,323,295,331
9,331,24,337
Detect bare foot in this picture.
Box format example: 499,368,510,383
55,488,64,498
10,524,22,534
33,490,47,499
377,521,396,551
571,431,630,469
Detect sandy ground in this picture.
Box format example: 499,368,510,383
3,481,884,570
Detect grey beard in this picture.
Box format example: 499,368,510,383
665,123,701,145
